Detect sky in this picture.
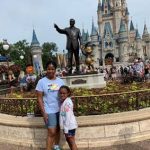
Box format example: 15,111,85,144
0,0,150,52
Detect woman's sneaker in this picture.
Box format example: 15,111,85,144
53,145,61,150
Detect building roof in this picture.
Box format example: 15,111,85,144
0,56,8,62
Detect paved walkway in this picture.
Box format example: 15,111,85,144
1,140,150,150
92,140,150,150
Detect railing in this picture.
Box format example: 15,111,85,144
0,83,9,90
0,89,150,117
0,86,20,97
0,88,11,97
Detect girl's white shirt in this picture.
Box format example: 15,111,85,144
59,97,78,133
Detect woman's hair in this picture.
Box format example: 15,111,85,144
8,70,15,79
46,61,57,69
8,70,13,75
59,85,71,97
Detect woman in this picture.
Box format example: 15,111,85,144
8,70,16,94
18,71,27,92
36,61,64,150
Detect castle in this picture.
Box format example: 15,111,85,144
82,0,150,66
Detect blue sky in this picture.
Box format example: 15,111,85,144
0,0,150,52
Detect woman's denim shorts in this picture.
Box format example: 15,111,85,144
46,112,59,128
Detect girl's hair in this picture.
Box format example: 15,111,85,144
59,85,71,97
46,61,57,69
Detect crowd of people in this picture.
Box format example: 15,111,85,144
103,58,150,83
8,68,37,93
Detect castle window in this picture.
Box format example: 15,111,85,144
106,42,109,47
105,10,107,14
109,42,112,47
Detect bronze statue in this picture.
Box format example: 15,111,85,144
54,19,82,74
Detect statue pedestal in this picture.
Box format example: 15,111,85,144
61,73,106,89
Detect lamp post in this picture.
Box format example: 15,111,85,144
20,55,24,60
2,39,9,67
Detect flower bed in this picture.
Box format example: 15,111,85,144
0,81,149,116
5,81,150,98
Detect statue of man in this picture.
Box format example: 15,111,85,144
54,19,82,74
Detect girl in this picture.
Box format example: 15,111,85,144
59,85,78,150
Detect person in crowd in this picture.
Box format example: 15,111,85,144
144,65,149,81
26,72,37,91
104,68,109,81
120,66,124,76
110,66,116,80
59,85,78,150
8,70,16,94
36,61,64,150
18,70,27,92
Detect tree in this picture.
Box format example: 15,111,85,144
10,40,32,71
42,42,58,69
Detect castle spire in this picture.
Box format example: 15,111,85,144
125,7,129,16
98,0,102,11
31,29,40,46
130,20,135,31
143,23,149,35
91,18,98,36
135,29,141,40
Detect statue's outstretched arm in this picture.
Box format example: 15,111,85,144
54,24,66,34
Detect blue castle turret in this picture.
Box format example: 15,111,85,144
31,29,43,75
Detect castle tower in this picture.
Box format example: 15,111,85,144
31,29,43,75
97,0,130,64
90,19,100,67
82,28,90,44
96,0,150,64
81,28,86,45
91,19,99,43
113,0,123,34
118,19,128,62
129,20,136,43
135,28,143,59
142,24,150,59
